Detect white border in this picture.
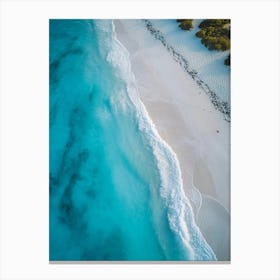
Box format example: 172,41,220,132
0,0,279,279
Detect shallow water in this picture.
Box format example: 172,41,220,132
49,19,216,261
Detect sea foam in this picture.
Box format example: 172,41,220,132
111,20,216,260
49,19,216,261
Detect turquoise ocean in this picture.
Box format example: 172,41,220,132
49,19,216,261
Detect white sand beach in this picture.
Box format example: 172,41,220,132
115,19,230,260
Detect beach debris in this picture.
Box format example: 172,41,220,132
143,19,230,122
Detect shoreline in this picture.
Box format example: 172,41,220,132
114,19,230,260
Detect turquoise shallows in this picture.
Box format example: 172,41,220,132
49,19,216,261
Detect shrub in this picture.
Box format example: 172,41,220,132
199,19,230,29
177,19,231,66
195,20,230,51
224,55,230,66
176,19,194,31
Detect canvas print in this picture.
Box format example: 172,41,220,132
49,19,230,261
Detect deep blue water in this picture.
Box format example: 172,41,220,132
49,19,216,261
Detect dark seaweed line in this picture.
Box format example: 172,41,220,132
143,20,230,122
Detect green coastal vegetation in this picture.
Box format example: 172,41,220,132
177,19,230,66
224,54,230,66
196,19,230,51
176,19,194,31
